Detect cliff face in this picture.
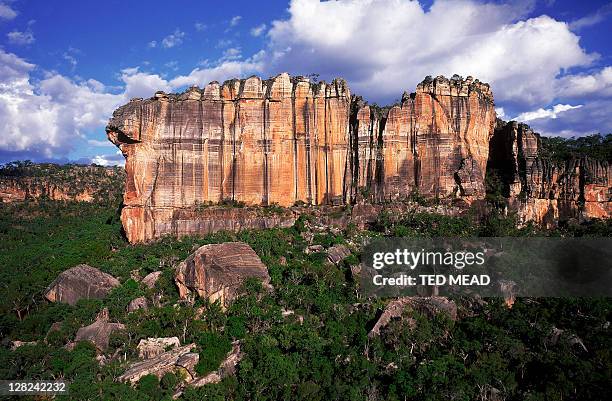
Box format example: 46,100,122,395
108,73,610,243
0,163,125,203
108,74,496,242
489,121,612,226
350,75,494,203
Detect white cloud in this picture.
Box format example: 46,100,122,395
88,139,115,147
91,151,125,166
514,104,583,122
161,29,185,48
0,2,17,20
569,3,612,31
229,16,242,27
148,40,157,48
555,66,612,98
0,50,124,160
7,30,35,45
120,67,171,99
261,0,595,106
194,22,206,31
221,47,241,61
495,107,506,119
250,24,267,37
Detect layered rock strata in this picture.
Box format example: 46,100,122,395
108,74,495,242
45,265,120,305
489,121,611,226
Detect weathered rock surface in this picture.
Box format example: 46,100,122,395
327,244,351,265
45,265,120,305
107,73,610,242
369,297,457,337
107,74,495,243
127,297,148,312
74,308,125,351
142,271,163,289
489,121,611,225
175,242,271,305
137,337,181,359
118,344,196,383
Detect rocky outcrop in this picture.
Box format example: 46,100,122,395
127,296,148,312
190,341,242,387
0,163,124,203
118,344,197,383
175,242,271,305
74,308,125,351
369,297,457,337
107,74,495,243
489,121,611,225
137,337,181,359
142,271,162,289
107,73,610,242
45,265,120,305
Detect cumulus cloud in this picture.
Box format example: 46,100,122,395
255,0,596,107
555,66,612,99
527,100,612,138
7,30,35,45
514,104,583,122
194,22,206,31
250,24,267,37
0,2,17,20
161,29,185,48
91,150,125,166
0,49,124,161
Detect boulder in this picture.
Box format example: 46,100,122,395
327,244,351,265
74,308,125,351
369,297,457,337
137,337,181,359
10,340,37,350
118,344,196,384
45,264,120,305
175,242,271,305
142,271,162,289
127,296,148,312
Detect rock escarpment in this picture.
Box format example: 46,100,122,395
107,73,610,242
0,163,124,203
489,121,611,226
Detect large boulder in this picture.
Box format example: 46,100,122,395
45,264,120,305
118,344,196,384
142,271,162,289
74,308,125,351
175,242,270,305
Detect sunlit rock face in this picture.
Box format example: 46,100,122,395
350,75,495,203
108,73,498,243
489,121,611,226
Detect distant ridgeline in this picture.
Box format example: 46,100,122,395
106,73,611,242
0,161,125,204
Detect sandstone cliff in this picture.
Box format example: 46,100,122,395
108,73,496,242
489,121,612,226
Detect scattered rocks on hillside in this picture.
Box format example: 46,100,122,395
10,340,37,350
142,271,162,289
137,337,181,359
118,344,196,384
127,297,148,312
327,244,351,265
305,244,324,254
369,297,457,337
175,242,271,306
548,327,588,352
45,264,120,305
74,308,125,351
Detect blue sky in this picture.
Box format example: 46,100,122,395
0,0,610,165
